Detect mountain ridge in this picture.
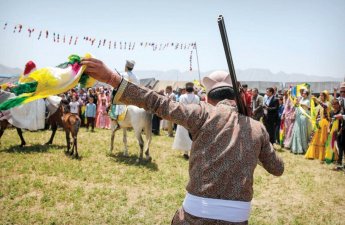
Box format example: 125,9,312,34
0,64,342,82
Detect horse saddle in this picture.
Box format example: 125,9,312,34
109,104,127,122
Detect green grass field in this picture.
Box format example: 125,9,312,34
1,128,345,225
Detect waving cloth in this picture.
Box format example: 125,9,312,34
0,54,96,111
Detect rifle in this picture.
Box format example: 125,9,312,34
218,15,248,116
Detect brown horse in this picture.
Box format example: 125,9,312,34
60,100,81,158
0,120,26,146
0,93,64,147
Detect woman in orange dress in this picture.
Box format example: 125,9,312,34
305,90,331,161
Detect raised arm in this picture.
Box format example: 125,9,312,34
81,58,207,137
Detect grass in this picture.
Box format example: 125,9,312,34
0,127,345,225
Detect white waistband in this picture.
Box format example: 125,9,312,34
182,193,251,222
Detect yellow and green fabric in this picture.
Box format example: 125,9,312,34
0,54,96,111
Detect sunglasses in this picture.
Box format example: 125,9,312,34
340,91,345,93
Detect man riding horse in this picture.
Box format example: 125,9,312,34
109,60,139,130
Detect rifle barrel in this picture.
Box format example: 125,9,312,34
217,15,246,115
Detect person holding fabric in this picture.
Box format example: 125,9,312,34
263,87,279,144
251,88,264,121
172,82,200,160
305,90,331,161
81,58,284,225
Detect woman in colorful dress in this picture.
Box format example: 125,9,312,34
290,90,311,154
305,90,331,161
282,96,296,148
96,89,111,129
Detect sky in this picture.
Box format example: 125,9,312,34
0,0,344,79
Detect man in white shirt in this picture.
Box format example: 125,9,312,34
122,60,139,85
109,60,139,130
172,82,200,159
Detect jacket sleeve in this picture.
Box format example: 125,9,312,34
258,124,284,176
267,98,279,111
113,79,208,137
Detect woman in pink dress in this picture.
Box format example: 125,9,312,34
98,97,110,129
96,89,111,129
282,97,296,148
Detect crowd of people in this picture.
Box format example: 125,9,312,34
53,58,344,172
56,60,140,132
243,82,345,171
58,85,112,131
143,79,345,169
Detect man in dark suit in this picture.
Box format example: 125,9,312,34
263,87,279,144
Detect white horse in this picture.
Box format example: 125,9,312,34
110,105,152,162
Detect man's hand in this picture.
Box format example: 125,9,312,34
81,58,121,87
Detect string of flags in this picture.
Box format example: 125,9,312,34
1,21,197,52
2,21,198,71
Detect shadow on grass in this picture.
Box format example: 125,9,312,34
1,144,65,154
108,152,159,171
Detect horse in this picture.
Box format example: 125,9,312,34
60,100,81,158
0,90,63,147
110,105,152,162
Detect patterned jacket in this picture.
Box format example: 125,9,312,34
113,79,284,224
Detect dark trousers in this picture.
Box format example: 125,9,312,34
265,121,277,144
86,117,95,130
337,131,345,165
275,120,281,145
80,114,85,127
152,114,161,135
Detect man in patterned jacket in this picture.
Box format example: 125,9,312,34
81,58,284,225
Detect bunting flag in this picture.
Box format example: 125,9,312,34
0,53,96,111
325,119,339,164
1,20,197,70
1,21,196,51
189,50,193,71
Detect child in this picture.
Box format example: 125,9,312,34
69,95,80,115
85,96,96,132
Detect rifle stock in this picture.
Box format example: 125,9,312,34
218,15,248,116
